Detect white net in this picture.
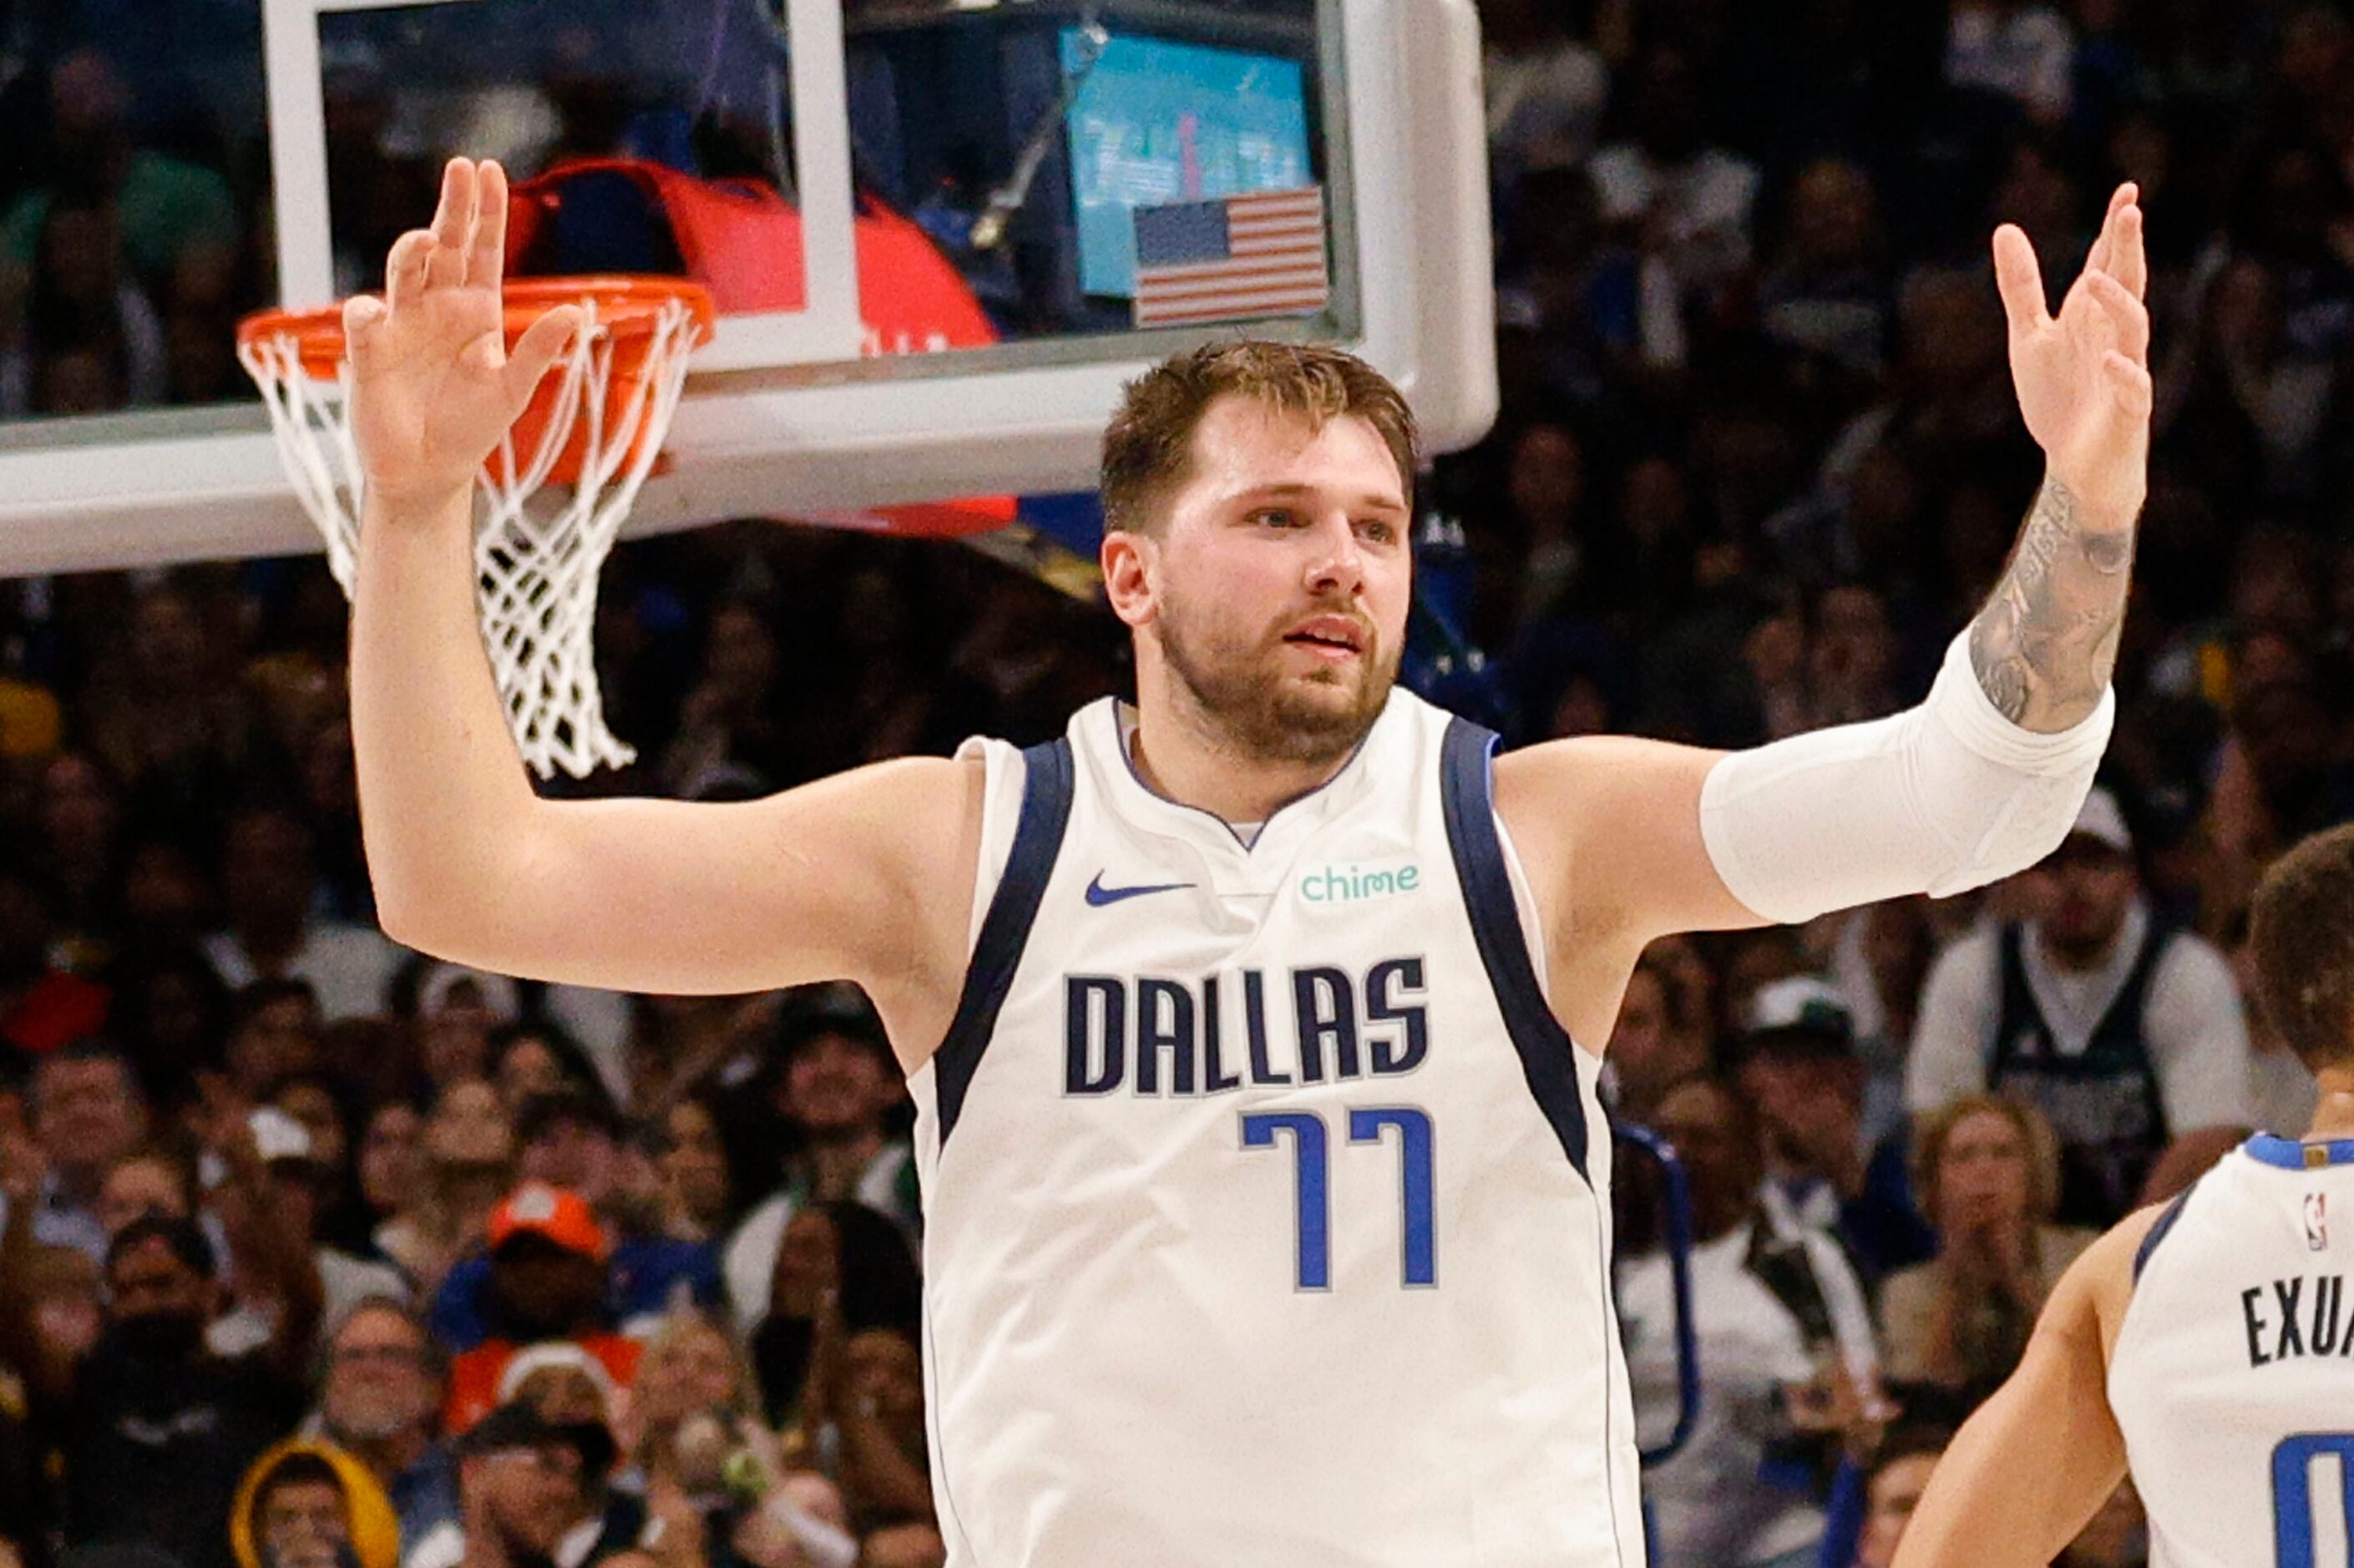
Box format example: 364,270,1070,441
238,292,706,779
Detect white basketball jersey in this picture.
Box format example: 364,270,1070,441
906,690,1644,1567
2109,1137,2354,1568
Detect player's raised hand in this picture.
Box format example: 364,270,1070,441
1993,183,2153,524
344,158,585,508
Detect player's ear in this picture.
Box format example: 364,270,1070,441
1101,529,1159,630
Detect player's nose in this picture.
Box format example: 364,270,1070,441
1303,511,1365,595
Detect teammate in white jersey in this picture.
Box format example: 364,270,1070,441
344,158,2153,1564
1896,822,2354,1568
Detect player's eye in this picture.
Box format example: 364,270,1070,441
1251,508,1302,529
1356,518,1399,545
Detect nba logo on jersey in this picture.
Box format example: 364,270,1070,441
2306,1191,2329,1252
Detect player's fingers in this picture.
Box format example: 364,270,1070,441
2115,201,2149,302
468,160,509,293
424,159,473,293
2083,182,2134,277
2085,270,2150,363
2106,349,2154,420
385,230,433,312
343,294,389,368
503,304,584,412
1992,224,2050,336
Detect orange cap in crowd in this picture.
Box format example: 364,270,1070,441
486,1181,610,1261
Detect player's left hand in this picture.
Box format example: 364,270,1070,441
1994,183,2152,524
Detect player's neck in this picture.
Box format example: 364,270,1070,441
1127,695,1358,827
2306,1071,2354,1142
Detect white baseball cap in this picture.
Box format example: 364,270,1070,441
2066,787,2133,855
247,1105,316,1166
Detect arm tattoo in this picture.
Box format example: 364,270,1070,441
1967,478,2135,733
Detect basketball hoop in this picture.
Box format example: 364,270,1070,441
237,276,718,780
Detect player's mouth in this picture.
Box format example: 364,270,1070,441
1281,615,1369,661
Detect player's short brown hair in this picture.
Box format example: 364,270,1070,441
2249,823,2354,1072
1101,341,1420,537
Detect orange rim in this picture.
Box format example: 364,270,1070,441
237,276,719,382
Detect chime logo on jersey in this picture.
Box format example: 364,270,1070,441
2307,1191,2329,1252
1063,959,1430,1097
1298,859,1422,907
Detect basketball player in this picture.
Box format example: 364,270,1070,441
343,159,2152,1565
1894,822,2354,1568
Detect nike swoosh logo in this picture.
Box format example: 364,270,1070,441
1085,873,1196,908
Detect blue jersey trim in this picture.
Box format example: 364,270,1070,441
2247,1134,2354,1170
1437,717,1589,1182
934,736,1075,1147
2132,1176,2202,1283
1108,701,1375,854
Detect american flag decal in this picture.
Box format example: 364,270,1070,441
1131,188,1331,327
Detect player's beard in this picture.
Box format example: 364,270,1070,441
1157,589,1397,768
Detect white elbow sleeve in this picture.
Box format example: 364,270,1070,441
1698,633,2114,925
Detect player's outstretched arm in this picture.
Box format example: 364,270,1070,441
1891,1206,2158,1568
348,159,979,1016
1498,188,2149,1007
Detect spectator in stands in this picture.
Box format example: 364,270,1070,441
1757,159,1891,381
655,1090,747,1246
622,1308,868,1568
377,1080,511,1296
356,1101,424,1262
725,1001,918,1333
203,805,404,1024
7,1212,317,1568
228,1441,401,1568
818,1326,931,1530
0,860,109,1064
1586,43,1760,364
104,943,230,1112
223,979,325,1101
1479,0,1610,185
405,1402,618,1568
411,964,518,1095
33,750,126,971
265,1070,375,1253
77,579,255,822
1852,1424,1951,1568
1942,0,2075,123
1735,978,1932,1284
1618,1075,1886,1568
434,1086,720,1352
441,1183,639,1434
750,1202,922,1435
1816,896,1938,1150
5,1040,148,1258
1878,1093,2094,1402
1908,786,2253,1223
117,839,220,958
94,1141,203,1242
0,192,167,418
487,1019,599,1116
304,1298,459,1553
856,1523,944,1568
1603,943,1714,1121
2056,1479,2149,1566
2,53,240,286
245,1108,409,1340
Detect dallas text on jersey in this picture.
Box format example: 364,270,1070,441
1064,960,1430,1096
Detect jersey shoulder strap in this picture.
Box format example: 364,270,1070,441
932,736,1076,1146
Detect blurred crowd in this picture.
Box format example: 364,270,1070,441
4,0,2354,1566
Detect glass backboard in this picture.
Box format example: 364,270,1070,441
0,0,1495,574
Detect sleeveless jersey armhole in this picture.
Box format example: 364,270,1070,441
2109,1171,2210,1393
955,735,1025,957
